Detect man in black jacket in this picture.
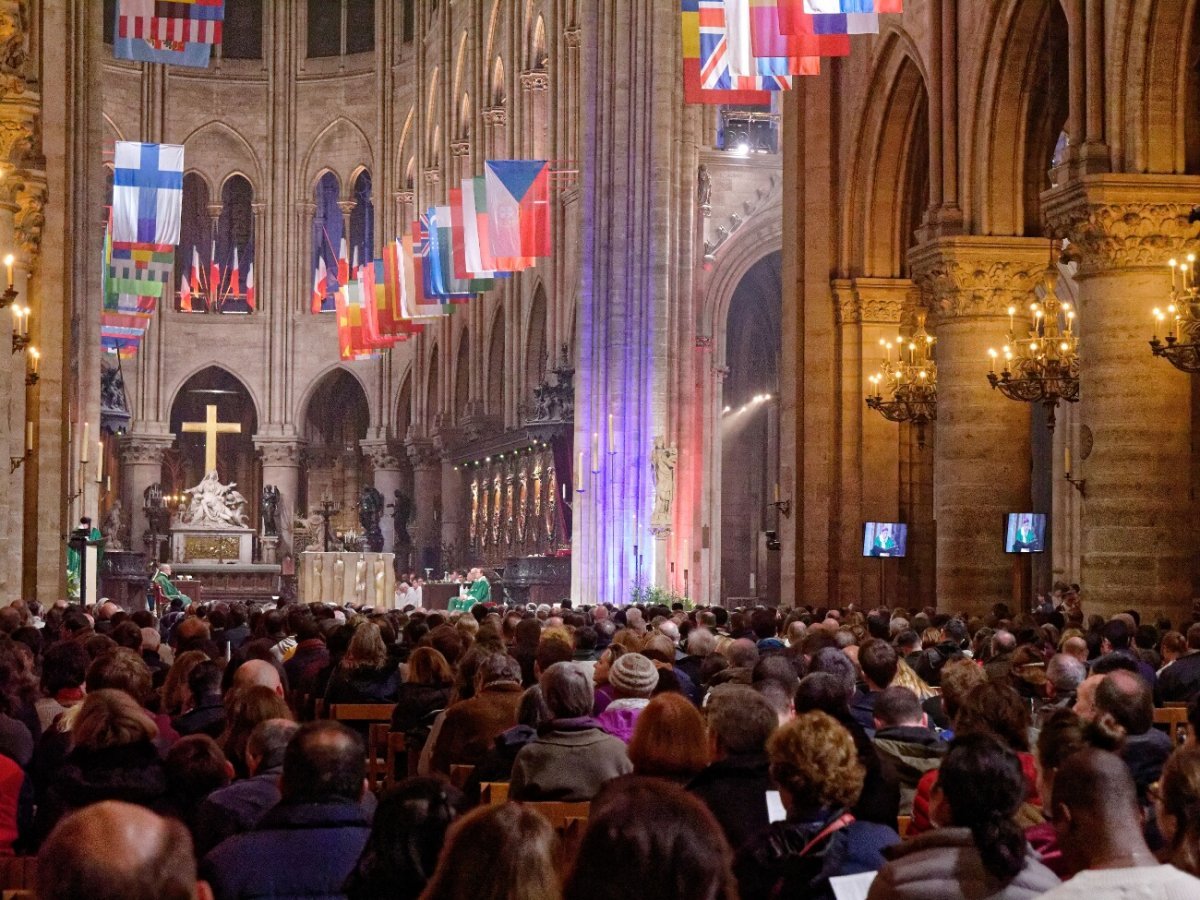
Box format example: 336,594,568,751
687,685,778,853
1157,623,1200,704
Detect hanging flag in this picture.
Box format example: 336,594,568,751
484,160,551,263
684,1,791,104
112,142,184,245
179,273,193,312
189,246,204,310
227,246,240,309
244,262,255,311
335,278,373,361
462,177,498,276
410,223,454,316
209,240,219,307
436,205,494,296
337,237,350,288
311,257,328,314
748,0,848,59
804,0,898,12
114,0,225,68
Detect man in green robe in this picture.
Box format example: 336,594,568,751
448,567,490,613
152,563,191,607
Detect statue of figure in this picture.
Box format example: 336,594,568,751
181,471,250,529
101,500,126,551
516,468,529,544
355,554,368,603
391,489,413,548
698,164,713,215
374,554,388,608
261,485,281,537
358,486,386,553
650,438,678,530
468,481,479,547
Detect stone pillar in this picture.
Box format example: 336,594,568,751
119,434,174,558
1044,175,1200,620
440,456,465,568
910,237,1051,615
360,439,403,552
406,439,442,573
256,438,305,555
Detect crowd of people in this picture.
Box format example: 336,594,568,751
3,590,1200,898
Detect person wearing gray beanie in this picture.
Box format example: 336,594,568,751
597,653,659,744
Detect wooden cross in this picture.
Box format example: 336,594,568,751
181,404,241,474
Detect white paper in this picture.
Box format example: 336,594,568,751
830,872,877,900
766,790,787,824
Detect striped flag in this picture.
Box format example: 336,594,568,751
683,0,774,104
311,256,327,313
244,262,255,311
179,273,192,312
462,177,499,276
748,0,848,58
114,0,225,68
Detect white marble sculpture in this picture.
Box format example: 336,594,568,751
180,470,250,529
651,437,678,531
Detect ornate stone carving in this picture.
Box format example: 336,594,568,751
12,171,44,258
406,439,440,470
0,109,35,165
482,105,508,127
360,439,402,471
120,435,173,466
520,70,550,92
423,168,441,186
1042,175,1200,277
695,335,713,350
836,278,913,326
256,439,305,467
908,238,1051,320
563,26,581,49
180,471,249,529
449,140,471,158
395,190,415,206
697,164,712,218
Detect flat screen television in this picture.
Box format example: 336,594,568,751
1005,513,1047,554
863,522,907,558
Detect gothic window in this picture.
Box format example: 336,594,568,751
307,0,375,58
222,0,263,60
103,0,115,44
402,0,415,43
311,171,342,313
349,169,374,268
175,173,211,313
215,175,255,314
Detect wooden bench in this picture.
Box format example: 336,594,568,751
897,815,912,838
449,764,475,790
480,782,510,805
0,857,36,893
366,723,391,792
327,703,397,724
1154,706,1190,745
522,801,591,830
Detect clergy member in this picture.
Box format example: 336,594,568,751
152,563,192,609
448,567,489,613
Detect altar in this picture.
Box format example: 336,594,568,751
171,525,254,564
299,551,397,608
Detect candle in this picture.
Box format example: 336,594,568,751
774,482,780,503
80,422,89,463
4,254,13,289
1171,259,1179,293
607,413,615,454
1064,446,1071,475
575,451,584,492
1007,306,1016,334
24,421,31,453
28,347,38,375
106,475,111,493
96,441,104,483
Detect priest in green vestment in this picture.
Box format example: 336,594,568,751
448,567,490,613
152,563,192,607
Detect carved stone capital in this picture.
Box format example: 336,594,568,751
11,168,43,259
0,97,37,165
295,200,317,218
432,428,460,455
908,237,1052,320
1042,174,1200,276
360,439,403,471
423,168,441,187
406,439,440,470
336,200,357,216
564,26,581,49
833,278,911,326
449,140,471,158
520,70,550,92
256,439,306,467
395,190,415,206
119,433,175,467
482,105,508,127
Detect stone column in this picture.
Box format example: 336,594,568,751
360,439,403,552
910,237,1051,614
1044,175,1200,620
119,434,174,558
256,438,305,555
406,439,442,573
433,428,463,568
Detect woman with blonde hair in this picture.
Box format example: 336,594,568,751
325,621,400,705
420,803,560,900
891,659,937,702
628,692,708,783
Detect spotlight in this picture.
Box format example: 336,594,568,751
722,405,731,414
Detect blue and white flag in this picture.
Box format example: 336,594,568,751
112,141,185,246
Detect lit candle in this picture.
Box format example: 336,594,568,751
575,450,584,493
96,441,104,483
4,254,13,290
1064,445,1071,475
1007,306,1016,334
24,421,31,453
988,349,997,373
28,347,37,375
80,422,89,463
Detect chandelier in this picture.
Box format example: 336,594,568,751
1150,253,1200,374
986,255,1079,431
866,313,937,449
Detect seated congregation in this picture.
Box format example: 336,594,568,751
4,595,1200,899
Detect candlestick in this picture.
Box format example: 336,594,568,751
80,422,89,463
24,421,31,453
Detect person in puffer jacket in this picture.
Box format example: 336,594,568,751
871,686,946,815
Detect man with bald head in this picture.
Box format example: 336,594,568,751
1040,748,1200,897
233,658,284,697
1091,669,1172,803
38,801,212,900
1061,634,1089,666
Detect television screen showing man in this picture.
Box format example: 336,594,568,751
863,522,907,558
1005,513,1046,553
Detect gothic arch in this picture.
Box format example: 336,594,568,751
102,113,127,143
491,56,507,106
396,367,414,440
487,305,506,416
425,343,441,422
295,362,376,431
454,328,471,422
970,0,1070,235
396,107,415,188
844,29,930,278
167,362,262,426
300,117,374,197
525,284,548,393
180,120,263,193
310,166,341,196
